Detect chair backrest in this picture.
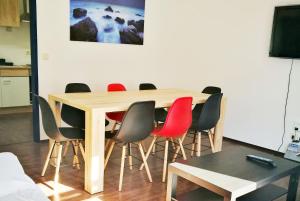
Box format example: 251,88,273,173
197,93,223,131
61,83,91,129
107,83,126,121
192,86,221,121
202,86,221,94
36,95,60,140
159,97,192,137
65,83,91,93
107,83,126,91
139,83,157,90
115,101,155,144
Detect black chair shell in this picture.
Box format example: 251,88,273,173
113,101,155,144
61,83,109,127
202,86,221,94
37,95,60,140
139,83,167,123
197,93,223,131
36,95,85,142
139,83,157,90
191,86,222,129
61,83,91,129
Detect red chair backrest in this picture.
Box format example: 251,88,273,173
160,97,192,138
107,83,126,121
107,83,126,91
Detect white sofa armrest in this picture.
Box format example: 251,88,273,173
0,152,49,201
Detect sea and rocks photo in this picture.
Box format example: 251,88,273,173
70,0,145,45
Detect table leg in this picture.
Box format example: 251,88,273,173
287,172,299,201
214,97,227,152
48,98,61,167
166,169,178,201
84,109,105,194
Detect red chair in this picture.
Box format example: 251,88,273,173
140,97,193,182
106,83,127,131
107,83,126,91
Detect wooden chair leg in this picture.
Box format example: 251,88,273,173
62,141,70,158
138,143,152,182
105,139,111,152
139,136,157,170
191,133,196,157
162,139,169,182
208,131,215,153
170,138,176,150
41,141,56,176
54,143,63,183
141,141,146,153
197,132,202,157
152,143,156,155
71,141,76,167
178,138,187,160
172,145,181,162
79,141,85,161
111,121,117,132
119,145,127,191
172,133,187,162
72,141,80,169
211,129,216,141
104,141,115,169
128,143,133,170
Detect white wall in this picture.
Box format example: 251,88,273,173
0,23,31,65
36,0,300,152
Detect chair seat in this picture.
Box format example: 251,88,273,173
155,108,168,122
152,126,179,138
106,112,124,122
59,127,85,140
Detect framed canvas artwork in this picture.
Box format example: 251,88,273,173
70,0,145,45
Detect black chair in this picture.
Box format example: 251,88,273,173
139,83,156,90
202,86,222,94
191,86,221,128
190,93,223,157
139,83,168,124
189,86,221,156
61,83,109,128
36,95,85,183
61,83,91,130
61,83,110,168
104,101,155,191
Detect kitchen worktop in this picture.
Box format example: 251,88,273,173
0,66,31,76
0,65,30,69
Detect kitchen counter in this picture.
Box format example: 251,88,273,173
0,66,30,77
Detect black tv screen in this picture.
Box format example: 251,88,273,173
269,5,300,58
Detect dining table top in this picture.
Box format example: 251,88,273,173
48,88,211,112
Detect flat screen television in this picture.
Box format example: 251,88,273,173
269,5,300,58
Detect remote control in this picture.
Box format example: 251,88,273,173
246,155,277,167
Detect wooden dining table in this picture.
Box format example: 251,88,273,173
48,88,227,194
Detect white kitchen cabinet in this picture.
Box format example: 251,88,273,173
0,77,30,107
